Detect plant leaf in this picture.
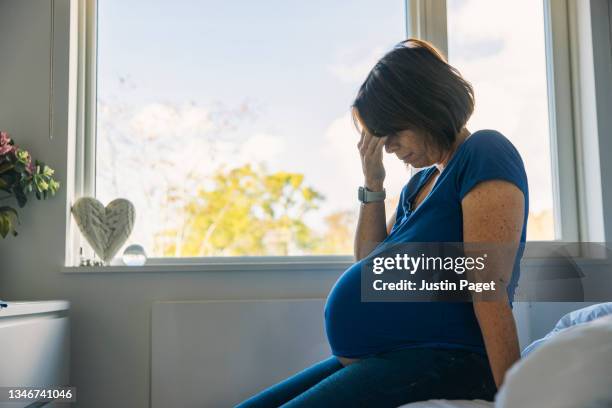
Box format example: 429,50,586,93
0,216,9,238
0,162,14,174
0,207,19,238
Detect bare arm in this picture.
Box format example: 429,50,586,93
353,130,394,261
354,200,396,261
462,179,524,388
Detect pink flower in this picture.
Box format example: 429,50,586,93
0,144,15,155
0,132,15,156
0,131,10,146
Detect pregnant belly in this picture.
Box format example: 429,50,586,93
324,261,485,358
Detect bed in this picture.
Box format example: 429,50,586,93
399,304,612,408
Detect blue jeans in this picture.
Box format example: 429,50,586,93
236,347,497,407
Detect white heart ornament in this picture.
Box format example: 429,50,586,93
71,197,135,263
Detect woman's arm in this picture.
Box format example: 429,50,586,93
354,130,392,261
462,179,524,388
354,200,396,261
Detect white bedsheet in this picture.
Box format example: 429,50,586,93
398,400,493,408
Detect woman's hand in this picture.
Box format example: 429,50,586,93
358,130,387,191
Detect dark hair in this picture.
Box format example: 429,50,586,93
352,38,474,151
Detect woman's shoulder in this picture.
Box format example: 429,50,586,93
458,129,524,166
453,129,528,199
463,129,516,152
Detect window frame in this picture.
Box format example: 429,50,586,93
66,0,98,267
66,0,590,270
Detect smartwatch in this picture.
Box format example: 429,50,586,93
358,186,386,203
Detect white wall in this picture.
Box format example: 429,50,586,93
0,1,610,407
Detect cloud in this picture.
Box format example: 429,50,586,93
328,46,389,83
128,103,214,142
237,132,286,163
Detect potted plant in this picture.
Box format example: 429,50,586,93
0,131,60,238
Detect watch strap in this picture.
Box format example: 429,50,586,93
358,186,386,203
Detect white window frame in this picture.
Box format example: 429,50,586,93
64,0,604,271
65,0,98,267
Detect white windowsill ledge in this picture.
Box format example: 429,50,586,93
60,255,610,274
61,255,356,274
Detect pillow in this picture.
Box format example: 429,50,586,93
554,302,612,330
496,314,612,408
522,302,612,356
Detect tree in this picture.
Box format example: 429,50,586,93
155,163,324,256
311,210,356,255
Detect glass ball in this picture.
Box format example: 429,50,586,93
122,244,147,266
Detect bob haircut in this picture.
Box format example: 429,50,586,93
352,38,475,152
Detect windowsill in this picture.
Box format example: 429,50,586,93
60,254,610,274
61,255,356,274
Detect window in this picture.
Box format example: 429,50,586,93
85,0,579,264
95,0,406,257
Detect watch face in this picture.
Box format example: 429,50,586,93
358,186,365,202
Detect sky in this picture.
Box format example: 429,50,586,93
96,0,555,253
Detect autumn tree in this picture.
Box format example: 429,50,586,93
155,163,324,256
311,210,356,255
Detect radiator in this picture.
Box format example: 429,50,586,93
151,299,330,408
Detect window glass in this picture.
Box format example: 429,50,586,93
447,0,555,240
96,0,406,256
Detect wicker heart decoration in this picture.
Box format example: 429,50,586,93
71,197,135,263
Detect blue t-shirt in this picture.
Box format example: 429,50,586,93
324,130,529,358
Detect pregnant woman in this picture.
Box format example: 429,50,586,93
237,39,529,407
